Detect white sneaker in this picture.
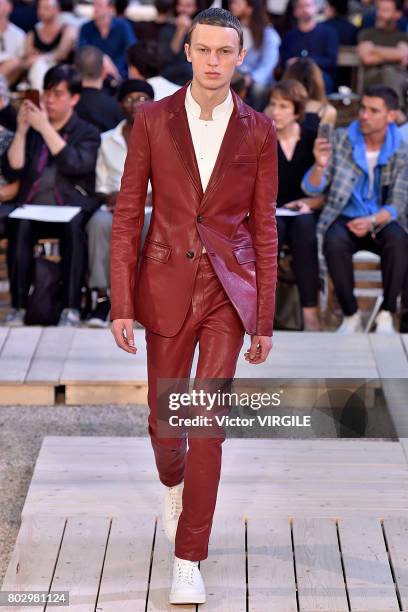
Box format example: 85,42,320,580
3,308,25,327
58,308,80,327
163,481,183,543
169,556,206,604
374,310,396,335
336,311,363,334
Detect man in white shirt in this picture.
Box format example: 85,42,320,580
127,39,180,100
85,79,154,327
0,0,25,85
111,7,278,605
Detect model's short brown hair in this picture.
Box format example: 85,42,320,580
186,8,244,51
269,79,308,122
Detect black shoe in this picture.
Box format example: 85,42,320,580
87,296,111,328
400,310,408,334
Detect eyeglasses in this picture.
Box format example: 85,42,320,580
121,95,151,105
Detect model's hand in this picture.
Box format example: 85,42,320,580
346,216,371,237
244,335,272,364
111,319,137,354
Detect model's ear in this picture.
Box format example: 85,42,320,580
185,42,192,62
236,47,247,68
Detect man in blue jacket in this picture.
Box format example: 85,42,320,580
302,85,408,334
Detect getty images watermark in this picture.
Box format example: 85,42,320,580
167,388,310,429
156,378,403,439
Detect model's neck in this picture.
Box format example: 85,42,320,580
190,79,230,121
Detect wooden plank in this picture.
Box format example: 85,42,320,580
0,384,54,406
0,326,9,352
247,517,297,612
0,515,66,612
60,329,147,383
65,384,147,405
339,517,399,611
49,516,110,611
199,515,246,611
370,336,408,439
146,517,196,611
383,518,408,610
97,516,154,611
25,328,75,383
293,518,348,612
0,327,42,382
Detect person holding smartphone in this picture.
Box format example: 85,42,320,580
302,84,408,334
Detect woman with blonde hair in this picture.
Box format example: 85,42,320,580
283,57,337,131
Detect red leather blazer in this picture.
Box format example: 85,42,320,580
110,81,278,337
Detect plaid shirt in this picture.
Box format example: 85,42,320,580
302,124,408,286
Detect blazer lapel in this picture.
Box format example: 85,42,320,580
167,83,250,202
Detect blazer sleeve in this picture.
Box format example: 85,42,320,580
249,120,279,337
110,106,150,320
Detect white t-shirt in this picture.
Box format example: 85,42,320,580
0,22,26,62
366,149,380,198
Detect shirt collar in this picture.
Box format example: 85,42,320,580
185,83,233,120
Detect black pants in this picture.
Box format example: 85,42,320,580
0,204,15,239
277,211,320,308
323,216,408,315
7,210,92,310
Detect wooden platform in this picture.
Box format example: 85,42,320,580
0,328,407,405
2,436,408,611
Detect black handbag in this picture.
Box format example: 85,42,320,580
274,252,303,331
24,255,64,326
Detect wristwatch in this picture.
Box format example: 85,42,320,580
369,214,377,232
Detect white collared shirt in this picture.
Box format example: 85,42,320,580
96,119,152,195
184,83,234,193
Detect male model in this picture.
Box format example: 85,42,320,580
110,7,278,605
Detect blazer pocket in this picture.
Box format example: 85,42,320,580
232,154,257,164
143,240,171,263
233,245,256,264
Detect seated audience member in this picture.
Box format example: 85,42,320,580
1,64,100,327
361,0,408,30
324,0,358,45
0,122,18,238
280,0,339,94
229,0,281,110
9,0,37,33
127,40,180,100
25,0,76,91
284,57,337,131
74,46,124,131
78,0,136,81
302,85,408,334
265,79,322,330
158,0,197,86
86,79,154,327
357,0,408,110
133,0,174,42
0,73,16,131
0,0,26,86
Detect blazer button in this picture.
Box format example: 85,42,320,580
186,250,194,259
197,215,203,223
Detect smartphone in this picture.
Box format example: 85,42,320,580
24,89,40,108
318,122,333,142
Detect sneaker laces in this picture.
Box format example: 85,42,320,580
168,486,183,519
175,560,198,586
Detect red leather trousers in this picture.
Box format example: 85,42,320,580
145,252,245,561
